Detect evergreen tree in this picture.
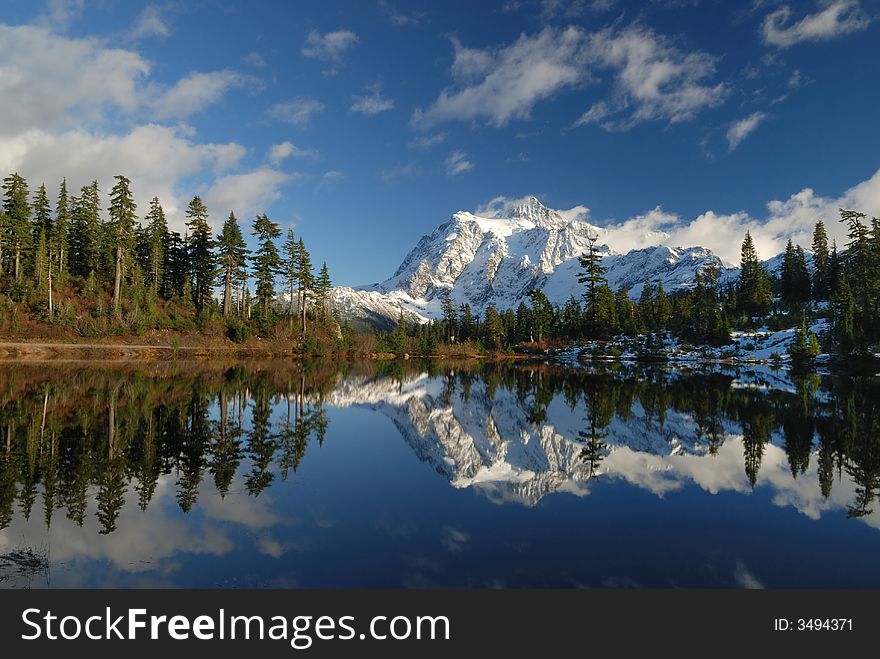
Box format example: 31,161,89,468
811,220,830,300
527,288,554,343
185,196,215,311
737,231,771,317
32,184,52,285
108,175,137,314
654,281,671,328
217,212,248,316
638,281,655,330
790,311,819,364
616,286,638,336
143,197,168,296
282,229,299,324
295,237,313,335
483,305,505,349
251,214,282,319
54,179,70,276
68,181,101,278
459,303,476,341
577,234,608,338
440,292,457,342
314,262,332,321
2,173,30,280
832,275,855,355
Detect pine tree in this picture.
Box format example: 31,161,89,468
69,181,101,278
737,231,771,317
144,197,168,296
459,303,476,341
185,196,215,312
616,286,637,336
54,179,70,276
832,275,855,355
108,175,137,314
282,229,299,324
315,262,332,321
217,212,248,316
295,237,313,335
32,184,52,285
638,281,655,330
527,288,554,343
654,281,671,328
577,234,608,338
252,214,282,319
483,305,505,349
811,220,830,300
2,173,30,280
790,311,819,364
440,292,457,343
779,239,796,305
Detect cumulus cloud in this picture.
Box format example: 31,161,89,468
445,150,474,176
350,82,395,115
413,27,589,129
266,141,314,165
0,23,290,234
40,0,85,30
575,25,728,130
203,167,294,222
150,70,252,120
0,124,245,230
414,24,726,131
726,111,767,150
269,97,326,127
0,24,150,136
130,5,171,40
301,29,359,62
762,0,870,48
478,168,880,264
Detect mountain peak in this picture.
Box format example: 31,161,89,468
481,195,566,228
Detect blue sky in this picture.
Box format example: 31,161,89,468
1,0,879,284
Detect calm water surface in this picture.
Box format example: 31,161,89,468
1,359,878,588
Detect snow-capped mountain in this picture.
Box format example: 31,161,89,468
330,196,732,326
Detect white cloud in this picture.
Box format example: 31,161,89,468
244,51,267,68
478,168,880,264
203,167,293,222
576,25,728,130
762,0,870,48
266,140,314,165
445,150,474,176
413,27,590,129
301,29,359,62
0,124,246,233
150,70,251,120
0,24,150,136
726,111,766,151
379,0,425,26
318,170,344,191
130,5,171,40
351,83,395,115
408,132,447,149
269,97,326,127
40,0,85,30
415,24,726,131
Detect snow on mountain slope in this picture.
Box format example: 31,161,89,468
329,196,732,325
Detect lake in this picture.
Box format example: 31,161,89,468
1,359,878,588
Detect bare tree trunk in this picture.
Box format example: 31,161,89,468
113,245,123,315
223,268,232,316
15,245,21,280
47,255,54,319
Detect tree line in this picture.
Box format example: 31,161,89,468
380,211,880,361
0,172,334,344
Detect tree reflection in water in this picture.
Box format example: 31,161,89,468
0,360,878,535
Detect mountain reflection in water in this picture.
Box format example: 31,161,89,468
1,360,878,588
